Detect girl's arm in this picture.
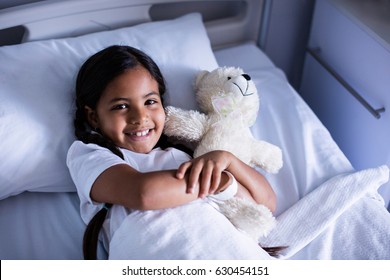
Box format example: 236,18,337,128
176,150,276,212
90,161,231,210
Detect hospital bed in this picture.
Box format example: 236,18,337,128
0,0,389,260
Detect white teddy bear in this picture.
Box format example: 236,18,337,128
164,66,283,240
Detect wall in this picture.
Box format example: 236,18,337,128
261,0,315,90
1,0,315,88
0,0,43,9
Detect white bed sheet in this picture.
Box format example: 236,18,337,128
0,191,84,259
0,42,389,260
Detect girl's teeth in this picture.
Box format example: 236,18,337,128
134,130,149,136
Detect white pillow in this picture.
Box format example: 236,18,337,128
0,13,218,200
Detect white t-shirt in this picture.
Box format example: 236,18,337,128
67,140,272,260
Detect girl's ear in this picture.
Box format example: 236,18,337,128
84,106,99,129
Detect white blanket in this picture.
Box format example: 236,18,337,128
107,166,389,260
259,165,390,259
108,200,273,260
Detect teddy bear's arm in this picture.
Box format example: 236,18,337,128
164,106,208,142
251,141,283,174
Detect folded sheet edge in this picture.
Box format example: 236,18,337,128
259,165,390,258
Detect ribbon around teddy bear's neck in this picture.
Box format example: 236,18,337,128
211,95,258,128
210,96,244,131
211,95,240,118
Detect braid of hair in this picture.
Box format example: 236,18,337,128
74,106,120,259
83,204,112,260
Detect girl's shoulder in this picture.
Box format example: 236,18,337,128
66,140,126,169
67,140,111,158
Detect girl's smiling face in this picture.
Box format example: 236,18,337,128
86,66,165,154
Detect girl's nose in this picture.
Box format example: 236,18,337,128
128,108,148,125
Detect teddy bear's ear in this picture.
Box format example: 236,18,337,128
194,70,210,89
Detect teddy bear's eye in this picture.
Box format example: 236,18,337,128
227,77,232,80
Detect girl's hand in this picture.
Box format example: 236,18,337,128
175,150,232,198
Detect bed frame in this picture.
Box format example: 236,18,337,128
0,0,268,49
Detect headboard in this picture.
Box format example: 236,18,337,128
0,0,265,49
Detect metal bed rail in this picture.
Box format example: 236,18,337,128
307,47,385,119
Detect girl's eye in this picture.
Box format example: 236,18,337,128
112,104,128,110
145,99,158,106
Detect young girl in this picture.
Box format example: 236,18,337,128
67,45,277,260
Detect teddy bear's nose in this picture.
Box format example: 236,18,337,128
242,74,251,81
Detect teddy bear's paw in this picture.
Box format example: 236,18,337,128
164,106,207,141
164,106,182,134
262,148,283,174
218,197,276,240
164,106,185,125
252,143,283,174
